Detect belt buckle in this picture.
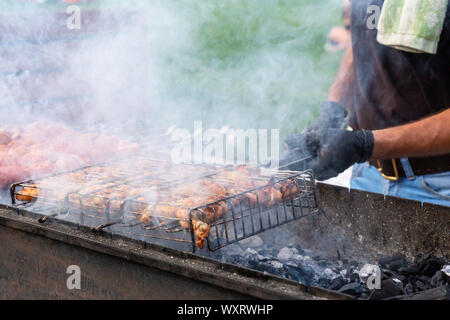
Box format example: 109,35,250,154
377,159,400,181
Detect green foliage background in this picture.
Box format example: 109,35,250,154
1,0,343,139
151,0,343,138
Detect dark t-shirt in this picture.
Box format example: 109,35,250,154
348,0,450,130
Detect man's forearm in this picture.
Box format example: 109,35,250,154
328,44,354,106
372,109,450,160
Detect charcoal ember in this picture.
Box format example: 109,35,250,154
394,274,406,282
349,272,360,283
323,267,338,279
415,279,428,291
381,269,401,281
313,255,322,261
338,282,364,297
368,278,404,300
284,263,315,284
358,264,379,281
317,259,331,267
290,254,302,262
397,265,413,275
291,254,314,265
409,254,446,277
349,261,360,268
317,277,332,288
442,265,450,277
243,248,259,260
381,268,393,276
360,292,370,299
392,278,404,291
332,267,343,274
257,248,275,257
271,260,284,269
224,244,244,257
405,275,433,292
431,271,448,288
344,267,352,278
328,276,348,291
418,276,431,289
293,263,315,279
248,259,285,277
404,282,414,295
344,266,360,282
225,256,244,265
379,254,407,272
239,236,263,249
277,247,295,261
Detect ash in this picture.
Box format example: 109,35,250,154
213,235,450,299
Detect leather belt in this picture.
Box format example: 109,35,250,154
370,154,450,181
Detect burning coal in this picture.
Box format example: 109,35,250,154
213,235,450,299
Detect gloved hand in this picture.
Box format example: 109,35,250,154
305,128,374,180
278,101,348,171
284,101,348,150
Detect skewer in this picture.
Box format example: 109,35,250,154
277,155,313,170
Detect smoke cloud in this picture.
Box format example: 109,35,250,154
1,0,342,134
0,0,343,203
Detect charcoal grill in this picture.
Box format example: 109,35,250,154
10,157,319,252
1,182,448,300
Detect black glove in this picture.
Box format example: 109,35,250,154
278,101,348,171
284,101,348,150
305,129,374,180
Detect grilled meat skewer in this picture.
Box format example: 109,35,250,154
15,186,38,202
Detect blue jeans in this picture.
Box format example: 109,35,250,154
350,162,450,207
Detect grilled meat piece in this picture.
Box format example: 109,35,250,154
265,186,284,206
0,132,12,145
0,122,140,189
15,186,38,202
137,206,153,225
138,203,210,249
203,201,227,223
193,220,210,249
279,179,300,200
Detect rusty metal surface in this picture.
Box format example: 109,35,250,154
0,205,348,300
0,224,250,299
284,183,450,262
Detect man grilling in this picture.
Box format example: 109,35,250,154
282,0,450,207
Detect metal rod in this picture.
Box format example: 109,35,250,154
277,155,313,170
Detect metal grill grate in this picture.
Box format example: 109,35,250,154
10,157,319,252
